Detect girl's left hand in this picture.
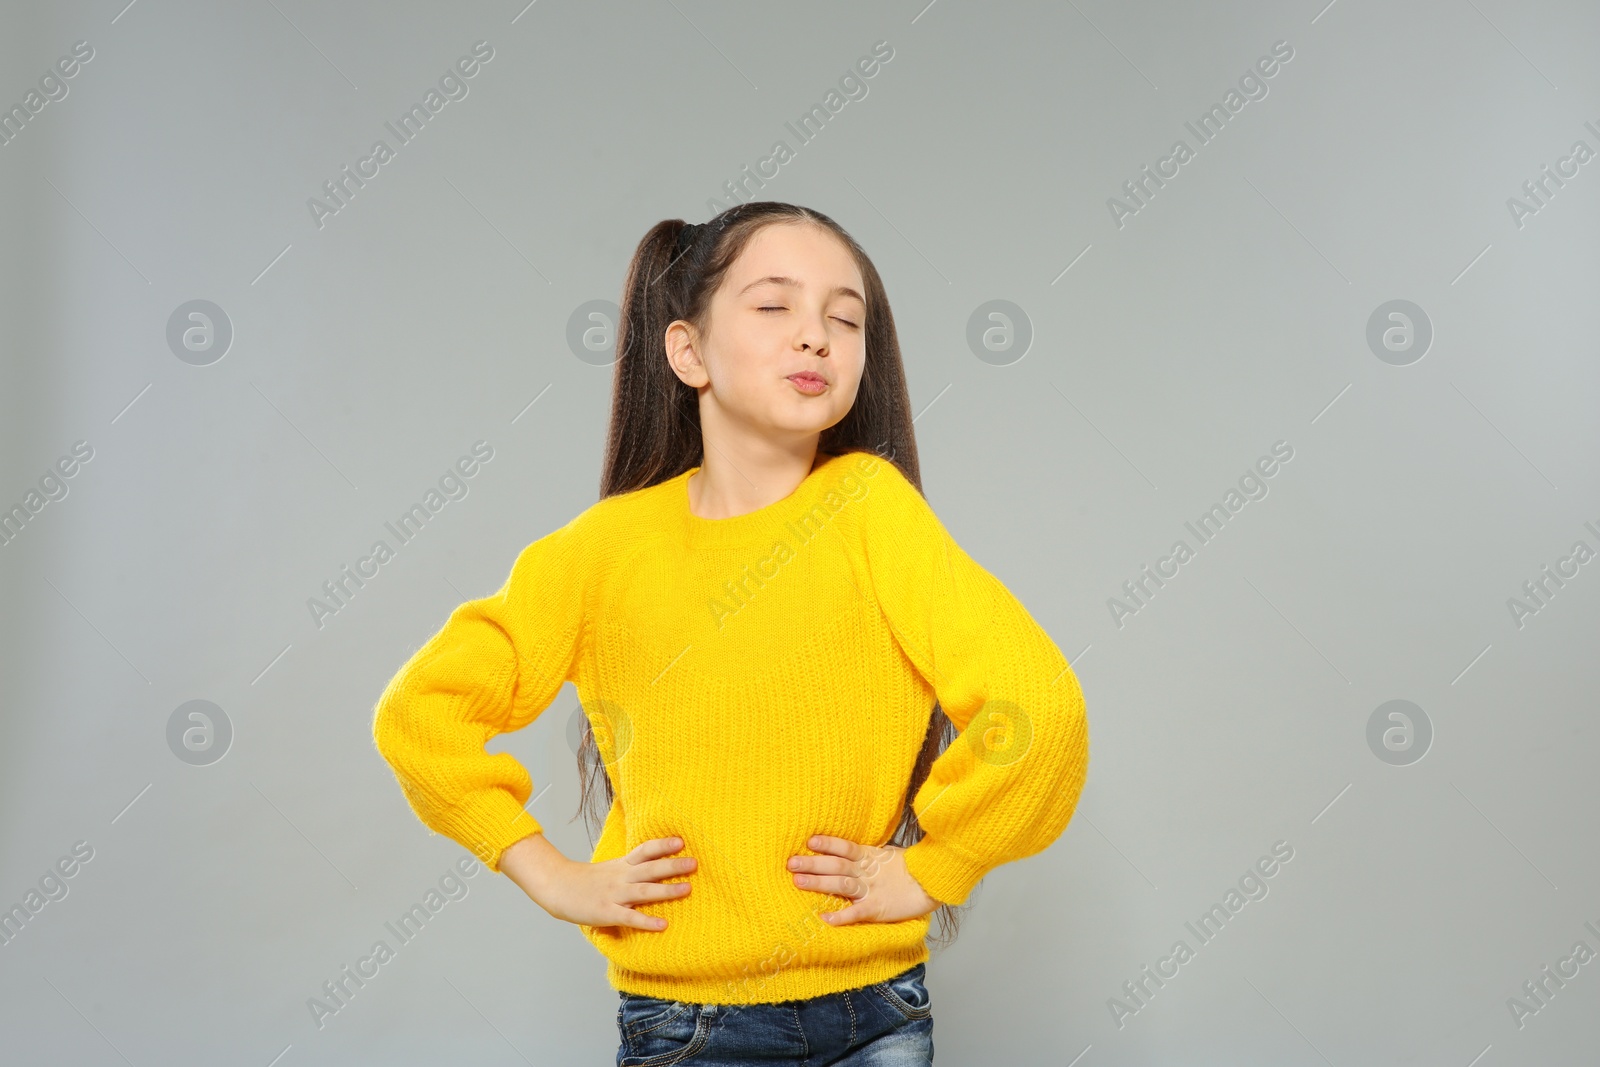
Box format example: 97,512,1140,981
788,834,941,925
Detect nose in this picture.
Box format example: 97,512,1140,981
797,312,829,356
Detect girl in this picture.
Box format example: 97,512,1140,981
373,201,1089,1065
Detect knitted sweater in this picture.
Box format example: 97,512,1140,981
372,449,1088,1005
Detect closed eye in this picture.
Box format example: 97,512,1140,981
759,306,860,329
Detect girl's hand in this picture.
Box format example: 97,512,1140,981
501,832,694,932
787,834,941,926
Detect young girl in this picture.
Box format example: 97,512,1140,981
373,201,1089,1065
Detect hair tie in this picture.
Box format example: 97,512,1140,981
675,222,700,256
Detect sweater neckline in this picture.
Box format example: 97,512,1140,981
678,452,846,544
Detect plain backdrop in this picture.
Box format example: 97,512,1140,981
2,1,1598,1064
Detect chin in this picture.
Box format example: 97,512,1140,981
765,410,841,436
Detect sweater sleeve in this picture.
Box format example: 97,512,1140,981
371,518,588,873
858,457,1089,907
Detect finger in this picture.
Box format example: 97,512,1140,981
806,834,863,860
632,855,697,882
627,837,684,863
793,872,865,898
817,902,869,926
787,854,851,877
619,880,692,905
611,905,671,932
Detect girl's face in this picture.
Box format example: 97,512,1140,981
667,222,867,448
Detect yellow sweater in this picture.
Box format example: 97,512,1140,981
372,450,1088,1004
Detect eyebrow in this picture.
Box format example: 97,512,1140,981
737,275,866,305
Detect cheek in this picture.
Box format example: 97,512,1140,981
837,344,867,390
712,359,787,412
725,352,777,396
704,328,772,391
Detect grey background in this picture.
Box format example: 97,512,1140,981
2,0,1598,1064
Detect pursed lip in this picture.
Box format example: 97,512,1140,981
786,371,828,384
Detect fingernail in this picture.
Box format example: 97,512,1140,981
787,858,799,870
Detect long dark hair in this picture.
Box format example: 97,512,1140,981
574,200,967,948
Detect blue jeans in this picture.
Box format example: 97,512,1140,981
616,962,935,1066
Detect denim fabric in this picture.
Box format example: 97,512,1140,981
616,962,934,1066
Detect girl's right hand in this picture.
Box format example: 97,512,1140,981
501,832,694,932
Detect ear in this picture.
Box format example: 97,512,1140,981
664,319,709,388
